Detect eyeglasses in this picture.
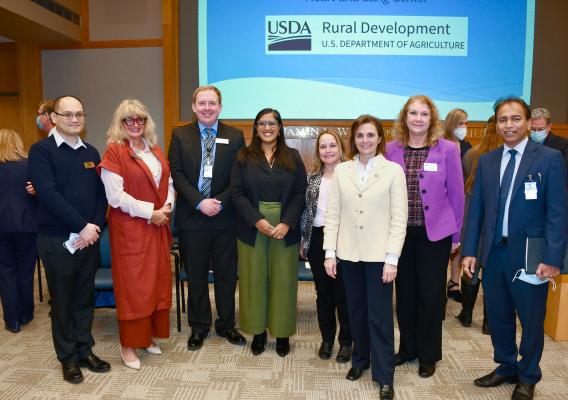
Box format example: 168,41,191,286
123,117,147,126
53,112,86,120
256,120,278,127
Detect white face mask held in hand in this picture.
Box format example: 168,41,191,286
512,268,557,291
453,127,467,141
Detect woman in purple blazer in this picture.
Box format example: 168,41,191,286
386,95,464,378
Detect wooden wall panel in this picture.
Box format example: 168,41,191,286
0,97,22,132
0,43,18,93
16,42,43,150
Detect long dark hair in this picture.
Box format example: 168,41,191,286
237,108,296,171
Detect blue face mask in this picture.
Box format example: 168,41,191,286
36,115,44,131
513,269,556,290
530,130,547,144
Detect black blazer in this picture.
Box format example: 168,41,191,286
543,131,568,173
231,148,307,246
168,121,245,230
0,159,37,233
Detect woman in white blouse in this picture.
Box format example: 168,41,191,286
323,115,407,400
98,99,175,370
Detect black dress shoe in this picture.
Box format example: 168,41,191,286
336,345,352,363
318,342,333,360
512,382,535,400
62,360,84,384
346,365,369,381
20,315,34,326
78,352,111,373
217,328,246,345
474,370,519,387
276,337,290,357
4,321,21,333
251,331,267,356
187,332,205,351
418,364,436,378
380,384,394,400
394,353,415,366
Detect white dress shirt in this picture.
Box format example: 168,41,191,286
500,137,528,237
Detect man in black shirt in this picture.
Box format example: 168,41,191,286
28,95,110,384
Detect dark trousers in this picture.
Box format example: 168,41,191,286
396,226,451,365
342,260,394,386
307,227,351,345
0,232,37,326
37,235,98,362
484,242,548,384
179,226,237,335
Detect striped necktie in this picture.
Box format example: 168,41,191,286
200,128,214,198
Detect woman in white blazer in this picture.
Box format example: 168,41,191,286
324,115,407,400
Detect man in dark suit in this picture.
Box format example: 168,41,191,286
529,107,568,172
168,85,246,350
462,97,567,400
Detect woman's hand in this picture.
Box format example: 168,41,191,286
324,258,337,279
382,263,397,283
272,223,289,240
151,208,170,226
25,181,36,196
255,219,275,236
299,246,307,260
451,242,460,254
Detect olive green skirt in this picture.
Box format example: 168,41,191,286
237,201,298,337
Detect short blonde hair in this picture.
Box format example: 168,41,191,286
106,99,158,147
392,95,443,147
310,129,346,174
0,129,27,163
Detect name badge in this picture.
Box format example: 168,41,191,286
423,162,438,172
204,165,213,178
83,161,95,169
524,182,537,200
216,138,229,144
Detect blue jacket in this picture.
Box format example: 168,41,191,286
0,159,37,233
463,139,567,269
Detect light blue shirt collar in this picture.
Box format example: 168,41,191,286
198,121,219,137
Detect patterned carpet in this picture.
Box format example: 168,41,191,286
1,279,568,400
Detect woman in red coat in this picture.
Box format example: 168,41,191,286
98,99,174,370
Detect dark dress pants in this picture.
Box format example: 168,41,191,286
37,235,98,362
307,227,351,346
342,260,394,386
179,226,237,335
0,232,37,326
395,226,451,365
483,242,548,384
